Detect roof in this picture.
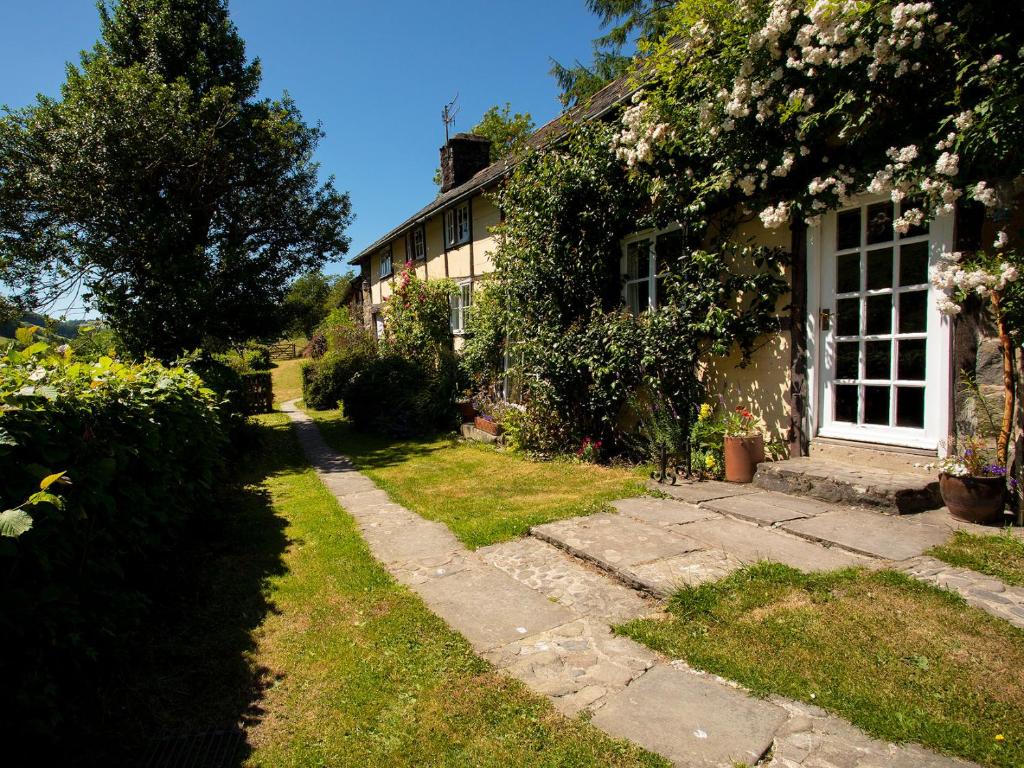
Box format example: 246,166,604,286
349,74,639,265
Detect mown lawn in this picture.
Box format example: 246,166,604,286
930,529,1024,588
79,413,665,766
618,564,1024,767
270,356,304,405
309,409,646,549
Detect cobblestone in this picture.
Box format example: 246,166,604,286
899,556,1024,629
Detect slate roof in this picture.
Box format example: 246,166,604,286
349,74,639,265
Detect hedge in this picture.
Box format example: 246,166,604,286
0,338,226,733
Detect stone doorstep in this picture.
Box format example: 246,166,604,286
754,457,943,515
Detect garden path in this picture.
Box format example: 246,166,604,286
282,401,973,768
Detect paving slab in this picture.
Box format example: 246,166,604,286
612,497,718,527
900,556,1024,630
478,537,654,622
483,618,657,716
782,509,952,560
414,566,576,652
648,479,758,504
390,549,477,587
532,513,702,575
358,515,464,566
914,507,1023,537
626,550,746,596
591,664,788,768
701,493,816,526
683,518,868,572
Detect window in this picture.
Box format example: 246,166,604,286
450,281,472,334
445,203,470,248
411,226,426,261
378,246,393,279
621,227,684,314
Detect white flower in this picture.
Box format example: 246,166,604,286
934,151,959,177
994,230,1009,249
760,201,791,229
972,181,999,208
28,367,47,382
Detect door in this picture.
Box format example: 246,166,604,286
816,198,951,451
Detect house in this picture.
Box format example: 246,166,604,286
353,75,1003,500
348,77,637,346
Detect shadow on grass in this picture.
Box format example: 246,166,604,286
65,419,303,767
311,411,457,471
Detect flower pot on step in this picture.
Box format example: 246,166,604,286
723,434,765,483
474,415,503,436
939,473,1006,524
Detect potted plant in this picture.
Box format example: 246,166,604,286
722,406,764,483
474,413,503,436
930,439,1007,524
456,392,476,423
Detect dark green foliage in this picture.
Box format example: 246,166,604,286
0,0,352,360
242,371,273,414
343,353,459,437
433,103,535,186
0,342,225,736
284,271,355,338
302,349,371,411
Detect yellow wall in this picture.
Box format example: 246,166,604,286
472,195,502,274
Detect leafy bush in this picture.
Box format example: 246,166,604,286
344,352,459,436
0,336,225,733
302,348,371,410
242,342,272,371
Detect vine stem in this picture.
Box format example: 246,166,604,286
992,291,1014,467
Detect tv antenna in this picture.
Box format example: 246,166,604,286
442,94,460,142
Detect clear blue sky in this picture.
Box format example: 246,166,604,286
1,0,610,315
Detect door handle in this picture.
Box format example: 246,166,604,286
819,308,831,331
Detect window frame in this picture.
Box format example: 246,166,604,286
411,226,426,261
620,223,683,315
378,245,394,280
445,203,471,248
450,280,473,335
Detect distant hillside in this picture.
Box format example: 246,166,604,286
0,312,93,341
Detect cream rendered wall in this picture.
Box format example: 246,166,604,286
424,216,446,279
471,195,501,274
700,216,794,443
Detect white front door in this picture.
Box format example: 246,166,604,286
814,198,951,451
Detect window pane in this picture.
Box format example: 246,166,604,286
865,294,892,335
898,291,927,333
896,387,925,428
837,252,861,294
837,209,861,251
835,384,858,422
866,202,894,245
899,198,929,238
863,385,890,425
898,339,926,380
836,341,859,380
866,248,893,290
899,241,929,286
627,281,650,315
626,241,650,279
865,340,891,380
836,298,860,337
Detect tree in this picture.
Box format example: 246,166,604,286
283,271,355,339
550,1,675,106
0,0,352,360
433,103,534,186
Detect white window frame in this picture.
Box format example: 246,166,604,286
412,226,426,261
806,194,952,453
620,224,682,314
450,280,472,334
378,246,393,279
445,203,470,248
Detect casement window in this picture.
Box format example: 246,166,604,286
379,246,393,279
621,227,684,315
411,226,426,261
445,203,470,248
450,281,473,334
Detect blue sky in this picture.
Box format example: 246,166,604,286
1,1,610,316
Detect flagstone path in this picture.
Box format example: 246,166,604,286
283,402,978,767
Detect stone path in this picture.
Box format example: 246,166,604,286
900,556,1024,629
282,402,974,767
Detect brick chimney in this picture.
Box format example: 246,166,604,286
440,133,492,193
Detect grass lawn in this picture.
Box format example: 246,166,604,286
929,529,1024,587
77,413,665,766
618,564,1024,767
309,408,646,549
270,356,304,405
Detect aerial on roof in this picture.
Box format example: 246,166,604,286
350,74,639,265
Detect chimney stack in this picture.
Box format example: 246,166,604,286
440,133,492,193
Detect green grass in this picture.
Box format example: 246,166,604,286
929,529,1024,587
77,413,665,766
618,563,1024,767
270,356,305,405
309,409,646,549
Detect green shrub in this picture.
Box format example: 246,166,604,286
0,337,225,734
242,342,272,371
344,352,458,436
302,348,371,410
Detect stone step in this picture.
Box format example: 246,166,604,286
753,457,942,514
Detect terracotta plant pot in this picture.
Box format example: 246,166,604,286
457,401,476,423
939,473,1006,524
723,434,765,483
474,415,503,436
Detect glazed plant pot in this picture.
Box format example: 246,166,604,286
723,434,765,483
939,473,1006,524
474,415,503,436
457,401,476,423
